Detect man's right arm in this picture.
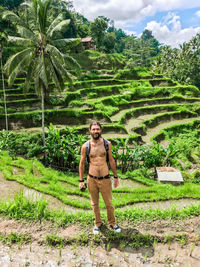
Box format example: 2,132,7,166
79,144,86,188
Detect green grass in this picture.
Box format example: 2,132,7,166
0,232,31,245
152,119,200,143
71,50,126,70
1,152,200,210
1,190,200,228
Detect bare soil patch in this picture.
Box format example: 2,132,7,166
0,215,200,266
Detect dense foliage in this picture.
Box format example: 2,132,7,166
112,139,172,173
0,126,173,173
44,124,87,171
0,125,87,172
153,35,200,88
0,130,42,157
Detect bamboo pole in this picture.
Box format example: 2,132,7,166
0,45,8,131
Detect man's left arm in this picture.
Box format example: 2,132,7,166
108,142,119,188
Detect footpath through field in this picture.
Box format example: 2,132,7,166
142,118,194,144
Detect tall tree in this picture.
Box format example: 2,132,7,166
0,0,24,10
123,30,160,66
3,0,80,146
90,18,107,49
103,32,116,53
153,36,200,88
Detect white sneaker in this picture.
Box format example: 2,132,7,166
93,225,101,235
111,224,121,233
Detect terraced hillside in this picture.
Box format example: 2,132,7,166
1,68,200,145
1,67,200,266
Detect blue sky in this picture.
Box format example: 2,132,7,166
72,0,200,48
126,8,200,34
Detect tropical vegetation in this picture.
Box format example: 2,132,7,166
2,0,80,145
0,0,200,262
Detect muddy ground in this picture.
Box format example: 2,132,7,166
1,174,200,266
0,215,200,266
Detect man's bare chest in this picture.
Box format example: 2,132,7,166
90,143,106,158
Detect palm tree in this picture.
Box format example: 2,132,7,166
3,0,80,146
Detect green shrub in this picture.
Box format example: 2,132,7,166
115,66,152,80
0,130,42,157
44,124,87,171
112,139,170,172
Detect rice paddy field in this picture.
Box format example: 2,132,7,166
0,66,200,266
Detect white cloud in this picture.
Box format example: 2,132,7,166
146,13,200,47
123,29,137,36
72,0,200,47
196,10,200,17
73,0,200,23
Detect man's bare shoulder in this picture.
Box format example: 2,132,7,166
106,140,112,146
82,140,91,149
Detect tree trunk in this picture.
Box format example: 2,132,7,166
41,86,45,147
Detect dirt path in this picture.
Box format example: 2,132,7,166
125,113,164,134
110,99,200,123
102,133,129,139
142,118,194,144
123,198,200,210
111,107,165,123
0,172,80,213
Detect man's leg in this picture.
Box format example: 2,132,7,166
87,177,102,227
98,179,116,226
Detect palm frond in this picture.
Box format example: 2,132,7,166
34,74,41,96
7,36,34,46
46,44,65,62
16,26,36,42
51,56,72,82
24,56,39,94
49,20,70,38
46,45,80,76
3,10,25,26
51,38,80,49
47,57,63,91
63,54,81,75
46,13,64,36
25,0,39,32
8,53,32,86
38,0,51,33
4,48,33,76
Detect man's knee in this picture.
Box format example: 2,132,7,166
91,202,99,208
105,202,114,209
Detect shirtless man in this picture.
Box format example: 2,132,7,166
79,121,121,234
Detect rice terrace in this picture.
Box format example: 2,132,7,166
1,0,200,266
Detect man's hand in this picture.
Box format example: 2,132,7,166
79,182,85,190
114,178,119,188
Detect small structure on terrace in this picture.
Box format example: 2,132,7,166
81,37,96,50
156,167,184,185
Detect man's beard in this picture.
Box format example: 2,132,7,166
92,133,101,140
